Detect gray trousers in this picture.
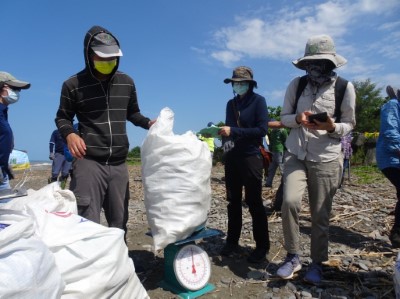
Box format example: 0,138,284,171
51,152,72,180
282,152,342,263
70,158,129,232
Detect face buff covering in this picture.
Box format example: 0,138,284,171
93,59,117,75
304,61,334,87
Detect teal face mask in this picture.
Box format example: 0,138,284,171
233,82,249,95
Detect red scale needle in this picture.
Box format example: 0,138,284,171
191,248,196,274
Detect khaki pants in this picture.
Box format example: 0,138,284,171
282,152,342,263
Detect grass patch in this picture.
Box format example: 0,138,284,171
350,164,386,185
127,158,141,166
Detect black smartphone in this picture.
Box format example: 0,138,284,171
308,112,328,123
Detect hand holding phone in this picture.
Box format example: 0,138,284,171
308,112,328,123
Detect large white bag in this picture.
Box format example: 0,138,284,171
0,210,65,299
141,107,212,251
0,183,77,214
29,209,148,299
0,184,149,299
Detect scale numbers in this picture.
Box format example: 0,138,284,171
173,244,212,291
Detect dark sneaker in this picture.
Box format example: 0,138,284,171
276,253,302,279
247,248,268,263
390,227,400,248
304,263,323,285
220,243,240,256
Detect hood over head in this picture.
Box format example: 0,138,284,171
83,25,121,78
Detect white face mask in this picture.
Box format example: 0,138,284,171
2,87,20,105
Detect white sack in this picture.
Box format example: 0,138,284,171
0,184,149,299
29,210,149,299
0,182,77,214
0,210,65,299
141,107,212,251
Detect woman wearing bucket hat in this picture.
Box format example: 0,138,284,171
0,71,30,193
218,66,270,263
277,35,356,284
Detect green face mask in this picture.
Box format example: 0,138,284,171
93,59,117,75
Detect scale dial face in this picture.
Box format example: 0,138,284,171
173,244,211,291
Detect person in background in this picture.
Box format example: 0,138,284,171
278,34,356,284
339,132,353,188
0,72,30,192
218,66,270,263
265,119,288,188
198,122,215,159
55,25,155,238
376,85,400,248
48,128,72,185
265,120,288,214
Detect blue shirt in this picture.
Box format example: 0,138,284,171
0,103,13,171
49,129,67,154
224,91,268,157
376,99,400,170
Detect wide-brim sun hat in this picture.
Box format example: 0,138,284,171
293,34,347,70
224,66,258,88
90,32,123,58
0,72,31,89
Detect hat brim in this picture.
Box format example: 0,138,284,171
224,78,257,84
292,53,347,70
5,80,31,89
92,45,123,58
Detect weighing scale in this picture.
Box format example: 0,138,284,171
0,187,27,201
158,227,221,299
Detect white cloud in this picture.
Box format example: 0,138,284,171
265,89,286,107
357,0,399,14
376,73,400,90
209,1,354,65
208,0,400,66
210,50,242,67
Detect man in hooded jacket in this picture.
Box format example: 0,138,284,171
55,25,155,235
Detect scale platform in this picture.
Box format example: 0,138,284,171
0,187,27,201
158,227,221,299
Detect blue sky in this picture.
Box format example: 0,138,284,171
4,0,400,161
